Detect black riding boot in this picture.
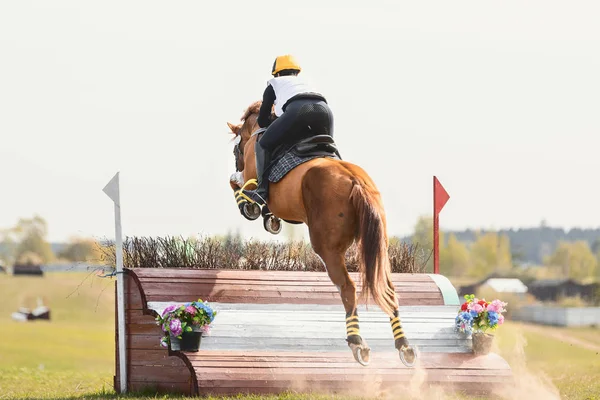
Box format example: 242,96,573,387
253,142,271,204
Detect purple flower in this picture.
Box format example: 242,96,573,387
162,305,177,317
169,318,182,336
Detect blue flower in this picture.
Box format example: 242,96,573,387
460,311,473,322
191,301,215,322
194,301,209,311
470,310,478,318
455,311,474,334
487,311,499,327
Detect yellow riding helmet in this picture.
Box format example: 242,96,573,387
271,55,301,76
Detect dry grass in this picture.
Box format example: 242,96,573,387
98,235,429,273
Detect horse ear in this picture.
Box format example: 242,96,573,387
227,122,240,134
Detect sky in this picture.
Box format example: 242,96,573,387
0,1,599,243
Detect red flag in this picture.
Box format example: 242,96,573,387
434,176,450,215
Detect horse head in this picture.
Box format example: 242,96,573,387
226,101,262,189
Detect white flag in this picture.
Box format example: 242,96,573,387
103,172,120,205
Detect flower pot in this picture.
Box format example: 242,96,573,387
472,332,494,355
169,326,203,352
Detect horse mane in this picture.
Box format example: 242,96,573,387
240,101,262,122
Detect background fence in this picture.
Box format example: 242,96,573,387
512,306,600,327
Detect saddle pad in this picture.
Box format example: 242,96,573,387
269,152,339,183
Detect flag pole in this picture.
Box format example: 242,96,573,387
103,172,127,393
433,176,450,274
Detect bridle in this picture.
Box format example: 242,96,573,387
232,117,261,172
233,135,243,172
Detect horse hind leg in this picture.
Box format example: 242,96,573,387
316,249,371,366
302,163,370,365
387,283,418,367
346,306,371,366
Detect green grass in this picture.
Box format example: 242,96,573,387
547,326,600,347
0,272,115,399
1,272,599,399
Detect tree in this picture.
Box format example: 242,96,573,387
544,241,597,280
592,238,600,255
592,238,600,280
58,237,104,263
411,215,434,271
1,215,54,265
440,233,471,276
14,216,54,264
17,251,44,265
469,232,513,278
0,228,17,266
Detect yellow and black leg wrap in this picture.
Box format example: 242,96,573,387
345,310,362,345
390,309,408,349
235,179,258,207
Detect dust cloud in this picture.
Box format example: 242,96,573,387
492,331,561,400
283,332,561,400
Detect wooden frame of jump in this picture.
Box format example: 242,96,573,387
114,268,512,396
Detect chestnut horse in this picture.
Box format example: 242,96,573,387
226,101,417,367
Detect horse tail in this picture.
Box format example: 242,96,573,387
350,179,397,317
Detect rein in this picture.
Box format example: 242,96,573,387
233,118,264,172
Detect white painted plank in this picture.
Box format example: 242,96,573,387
207,313,458,322
209,314,455,324
206,322,458,334
146,301,472,354
203,328,462,340
207,311,457,321
199,337,470,347
202,336,471,350
199,339,471,353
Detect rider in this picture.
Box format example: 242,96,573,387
237,54,334,209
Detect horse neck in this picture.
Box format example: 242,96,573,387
244,113,259,140
243,134,258,181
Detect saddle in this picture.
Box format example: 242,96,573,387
285,134,341,159
264,134,342,182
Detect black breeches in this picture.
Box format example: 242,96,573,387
258,99,334,151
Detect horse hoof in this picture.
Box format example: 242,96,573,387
263,215,282,235
241,202,261,221
399,345,418,367
349,343,370,366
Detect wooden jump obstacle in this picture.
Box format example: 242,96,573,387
115,268,512,396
